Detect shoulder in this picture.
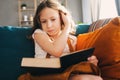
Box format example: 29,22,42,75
68,34,77,45
34,29,43,33
32,29,47,39
68,34,77,42
68,34,77,51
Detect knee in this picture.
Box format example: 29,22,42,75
95,76,103,80
69,75,85,80
69,75,103,80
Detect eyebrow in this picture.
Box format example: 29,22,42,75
40,16,59,20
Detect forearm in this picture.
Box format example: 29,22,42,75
34,29,70,57
51,27,70,56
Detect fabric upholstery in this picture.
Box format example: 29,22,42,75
0,16,119,80
75,24,90,36
76,17,120,79
0,26,34,80
88,18,112,32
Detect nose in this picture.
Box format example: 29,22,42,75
47,20,52,28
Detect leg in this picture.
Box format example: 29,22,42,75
69,74,103,80
18,73,31,80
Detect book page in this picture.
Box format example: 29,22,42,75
21,58,61,68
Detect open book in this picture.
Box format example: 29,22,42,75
21,47,94,75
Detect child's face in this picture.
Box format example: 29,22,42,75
39,7,62,37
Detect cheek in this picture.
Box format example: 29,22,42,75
55,18,61,27
55,22,61,30
41,24,47,31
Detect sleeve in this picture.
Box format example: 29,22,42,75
32,29,42,39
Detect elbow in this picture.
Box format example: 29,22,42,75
54,53,62,57
51,50,63,57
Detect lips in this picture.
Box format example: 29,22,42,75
47,29,54,33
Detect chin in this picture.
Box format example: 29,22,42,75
48,32,55,36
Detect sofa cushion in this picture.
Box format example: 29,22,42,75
0,26,34,80
75,24,90,36
88,18,112,32
76,17,120,79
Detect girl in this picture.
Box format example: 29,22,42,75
19,0,103,80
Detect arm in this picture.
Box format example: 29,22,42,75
34,12,71,57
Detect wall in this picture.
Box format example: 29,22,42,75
67,0,83,24
0,0,18,26
0,0,82,26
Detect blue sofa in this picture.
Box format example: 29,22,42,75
0,17,113,80
0,24,91,80
0,26,35,80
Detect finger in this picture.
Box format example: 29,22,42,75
87,55,96,60
88,60,98,66
88,55,98,66
60,12,70,27
59,10,67,15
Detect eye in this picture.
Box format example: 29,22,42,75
41,20,47,23
51,18,56,21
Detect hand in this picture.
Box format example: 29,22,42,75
60,11,71,32
87,55,98,66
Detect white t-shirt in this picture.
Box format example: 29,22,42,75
32,29,71,58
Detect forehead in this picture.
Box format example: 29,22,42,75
40,7,59,19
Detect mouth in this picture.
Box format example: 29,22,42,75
47,29,54,33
